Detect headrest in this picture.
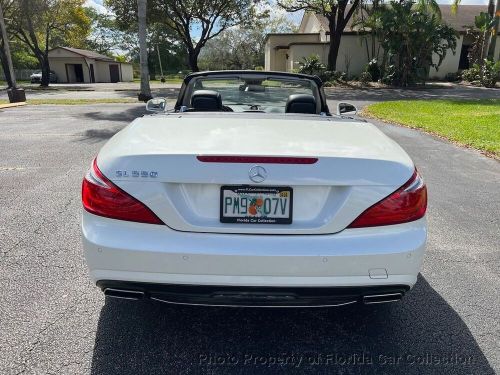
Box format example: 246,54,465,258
191,90,222,111
285,94,317,114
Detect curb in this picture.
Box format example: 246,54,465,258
0,102,26,109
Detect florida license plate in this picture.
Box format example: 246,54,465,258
220,186,293,224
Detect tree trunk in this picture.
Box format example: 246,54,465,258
188,49,200,72
328,29,342,71
487,0,500,59
40,55,50,87
0,2,15,88
137,0,152,101
326,0,360,71
0,43,13,88
327,13,336,70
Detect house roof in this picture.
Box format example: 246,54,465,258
438,5,488,32
314,5,489,33
50,47,116,62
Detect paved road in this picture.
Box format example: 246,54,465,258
0,104,498,374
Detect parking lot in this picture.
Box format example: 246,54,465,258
0,102,498,374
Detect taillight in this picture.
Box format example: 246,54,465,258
347,169,427,228
82,158,164,225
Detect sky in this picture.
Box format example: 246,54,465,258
85,0,107,13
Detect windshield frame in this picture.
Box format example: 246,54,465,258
175,71,330,115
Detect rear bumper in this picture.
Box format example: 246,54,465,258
97,281,410,307
82,212,426,300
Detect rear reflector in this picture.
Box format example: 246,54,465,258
347,169,427,228
197,156,318,164
82,158,164,225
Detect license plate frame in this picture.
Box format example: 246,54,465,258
220,185,293,224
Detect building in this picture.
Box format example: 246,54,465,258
265,5,500,79
48,47,133,83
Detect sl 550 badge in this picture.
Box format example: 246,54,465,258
115,170,158,178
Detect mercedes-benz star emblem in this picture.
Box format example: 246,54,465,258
248,165,267,183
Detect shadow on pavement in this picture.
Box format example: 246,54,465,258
78,127,124,143
82,105,148,123
90,275,493,374
75,106,148,143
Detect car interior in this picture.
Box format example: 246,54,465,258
188,89,318,114
190,90,223,111
179,74,323,114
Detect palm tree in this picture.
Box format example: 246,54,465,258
453,0,500,60
137,0,152,101
486,0,499,59
414,0,442,18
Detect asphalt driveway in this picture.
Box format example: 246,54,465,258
0,103,498,374
3,81,499,111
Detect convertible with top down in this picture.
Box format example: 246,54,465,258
82,71,427,307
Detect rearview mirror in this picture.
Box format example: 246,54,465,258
337,102,357,116
146,98,167,113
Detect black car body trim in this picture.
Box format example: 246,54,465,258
97,280,410,307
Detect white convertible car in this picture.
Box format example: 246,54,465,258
82,71,427,307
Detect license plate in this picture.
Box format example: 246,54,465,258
220,186,293,224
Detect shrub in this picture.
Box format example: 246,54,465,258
359,71,372,85
462,60,500,87
320,70,347,84
480,60,500,88
318,70,333,82
333,71,347,81
298,55,326,75
381,64,400,86
461,65,481,83
376,1,457,86
366,59,381,81
445,72,460,82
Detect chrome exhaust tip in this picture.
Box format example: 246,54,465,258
104,288,145,300
363,293,403,305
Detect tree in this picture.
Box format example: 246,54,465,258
0,36,13,87
83,7,124,56
278,0,362,71
453,0,500,60
486,0,500,59
10,0,90,86
0,0,14,87
106,0,258,72
377,1,457,86
353,0,442,74
466,12,498,65
84,6,186,75
198,11,296,70
137,0,151,100
199,27,263,70
352,0,386,62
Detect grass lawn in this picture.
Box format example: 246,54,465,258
0,98,139,105
363,99,500,157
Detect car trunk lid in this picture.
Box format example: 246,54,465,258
96,114,414,234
